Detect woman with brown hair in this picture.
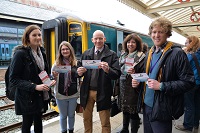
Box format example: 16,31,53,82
118,33,145,133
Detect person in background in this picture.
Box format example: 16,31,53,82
9,25,56,133
182,46,187,53
118,43,123,57
118,33,145,133
175,36,200,132
142,42,149,54
132,17,195,133
77,30,121,133
51,41,79,133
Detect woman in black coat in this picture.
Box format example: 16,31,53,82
9,25,55,133
118,33,145,133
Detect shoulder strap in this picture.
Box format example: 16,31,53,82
133,52,145,68
192,53,200,76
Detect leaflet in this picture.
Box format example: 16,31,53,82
125,57,134,72
131,73,149,82
54,65,71,73
82,60,101,69
38,70,51,86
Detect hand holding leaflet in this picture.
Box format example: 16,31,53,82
82,60,101,69
131,73,149,82
38,71,51,87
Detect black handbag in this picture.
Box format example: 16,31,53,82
110,79,121,117
110,97,121,117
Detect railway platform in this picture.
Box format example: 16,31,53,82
40,106,198,133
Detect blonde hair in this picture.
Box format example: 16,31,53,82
56,41,77,66
148,17,172,37
22,25,42,47
186,36,200,53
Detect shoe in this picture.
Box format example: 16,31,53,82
194,126,199,129
175,125,192,131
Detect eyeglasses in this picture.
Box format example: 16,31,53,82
61,48,70,51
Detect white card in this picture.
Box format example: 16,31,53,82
131,73,149,82
125,58,134,72
38,71,51,86
82,60,101,69
54,65,71,73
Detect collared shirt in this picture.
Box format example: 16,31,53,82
152,41,168,53
94,46,104,55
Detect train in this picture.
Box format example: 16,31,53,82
0,27,24,66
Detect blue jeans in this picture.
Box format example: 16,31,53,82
56,97,78,132
184,86,200,130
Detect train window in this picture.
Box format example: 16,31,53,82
69,24,81,33
6,47,8,54
117,43,122,57
69,35,82,58
2,47,5,54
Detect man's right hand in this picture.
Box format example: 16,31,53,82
77,67,87,76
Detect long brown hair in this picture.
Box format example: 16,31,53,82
186,36,200,53
55,41,77,66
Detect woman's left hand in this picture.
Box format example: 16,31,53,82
127,67,135,74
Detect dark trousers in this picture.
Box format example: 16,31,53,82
184,86,200,129
143,104,172,133
22,113,43,133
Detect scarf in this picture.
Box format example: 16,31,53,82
31,47,49,100
31,47,44,71
58,58,72,96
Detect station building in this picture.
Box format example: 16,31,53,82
0,0,65,67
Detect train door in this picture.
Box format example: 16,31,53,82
42,18,67,67
117,31,123,57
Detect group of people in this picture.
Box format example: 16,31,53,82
8,16,199,133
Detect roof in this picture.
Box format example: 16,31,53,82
117,0,200,38
0,0,60,24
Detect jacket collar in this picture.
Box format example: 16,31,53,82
88,45,112,59
146,41,173,75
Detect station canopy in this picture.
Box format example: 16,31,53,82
117,0,200,38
